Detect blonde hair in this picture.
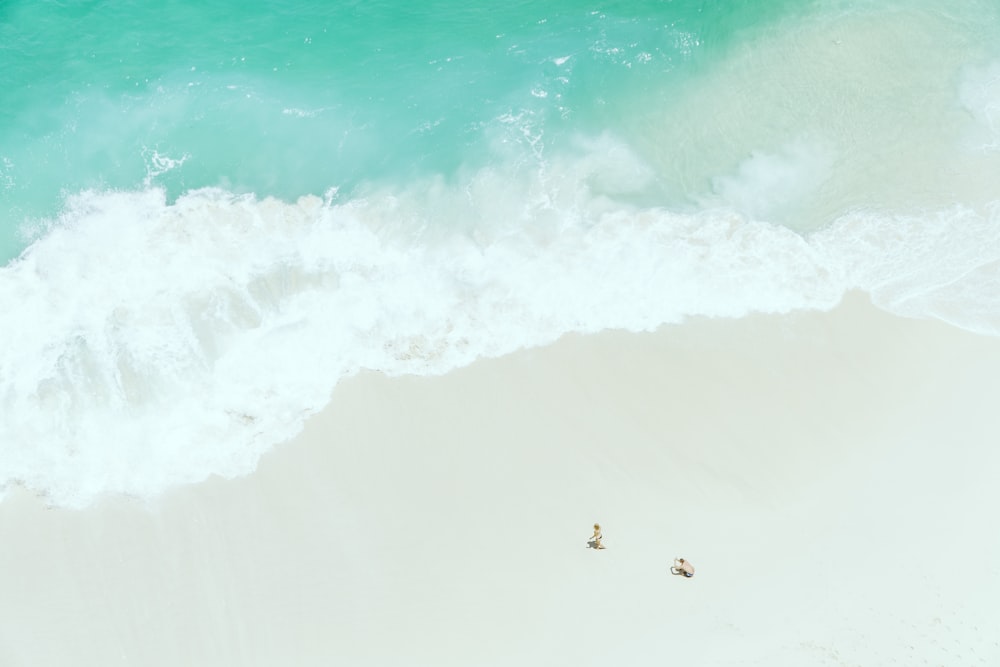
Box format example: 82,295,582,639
594,523,600,530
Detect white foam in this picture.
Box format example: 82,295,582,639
142,149,188,187
1,130,998,507
815,203,1000,336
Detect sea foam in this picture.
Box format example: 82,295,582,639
1,131,998,507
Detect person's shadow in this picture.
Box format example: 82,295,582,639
586,540,605,549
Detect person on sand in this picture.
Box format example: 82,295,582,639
588,523,605,549
671,557,694,577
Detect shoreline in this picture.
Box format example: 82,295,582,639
2,294,999,666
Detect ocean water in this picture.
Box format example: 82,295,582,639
2,0,999,507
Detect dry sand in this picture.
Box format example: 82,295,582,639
2,293,998,666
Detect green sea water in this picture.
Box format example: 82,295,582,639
0,0,806,261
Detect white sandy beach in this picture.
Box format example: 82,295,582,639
1,293,999,666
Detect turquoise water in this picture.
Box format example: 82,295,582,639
2,0,1000,506
1,0,801,256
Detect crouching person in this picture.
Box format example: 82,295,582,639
671,557,694,577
